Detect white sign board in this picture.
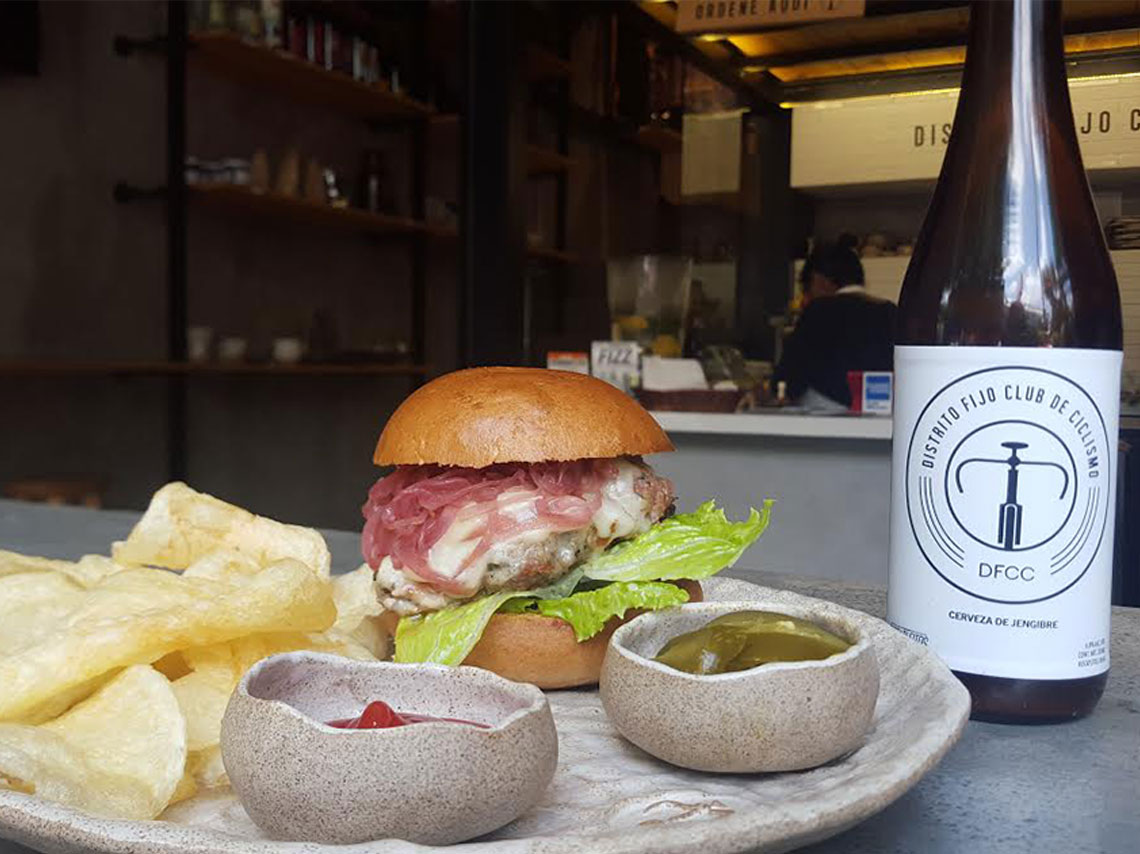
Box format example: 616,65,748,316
591,341,642,394
791,74,1140,188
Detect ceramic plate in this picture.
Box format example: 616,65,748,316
0,578,970,854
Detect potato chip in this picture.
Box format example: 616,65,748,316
0,572,127,721
181,550,261,581
112,482,331,578
168,626,376,756
0,666,186,820
0,559,335,722
0,483,393,819
331,564,383,632
168,768,198,806
13,672,120,727
0,572,86,656
0,551,121,587
342,617,390,661
69,554,124,585
171,664,235,752
238,631,377,668
330,564,390,659
0,551,74,579
188,745,227,790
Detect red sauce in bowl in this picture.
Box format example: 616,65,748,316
326,700,489,730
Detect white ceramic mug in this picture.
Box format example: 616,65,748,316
272,337,304,364
218,337,248,362
187,326,213,362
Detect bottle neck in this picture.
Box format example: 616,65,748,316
964,1,1063,84
954,0,1075,308
897,0,1122,349
959,0,1071,136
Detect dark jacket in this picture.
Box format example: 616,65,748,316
775,290,896,407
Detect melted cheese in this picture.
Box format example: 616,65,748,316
421,462,650,590
424,514,483,580
425,489,547,586
592,460,650,540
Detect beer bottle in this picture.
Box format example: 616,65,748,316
888,0,1122,723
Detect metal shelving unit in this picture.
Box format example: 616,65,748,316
112,2,442,481
0,362,429,377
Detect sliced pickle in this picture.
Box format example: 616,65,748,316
654,625,747,675
653,610,851,674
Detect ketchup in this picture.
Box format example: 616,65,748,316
326,701,488,730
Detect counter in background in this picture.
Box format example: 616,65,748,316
651,410,892,441
649,411,893,586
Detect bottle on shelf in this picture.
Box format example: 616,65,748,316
888,0,1122,723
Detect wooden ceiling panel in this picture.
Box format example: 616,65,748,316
727,1,1139,69
727,6,969,63
767,29,1140,83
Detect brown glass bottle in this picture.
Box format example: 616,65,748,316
889,0,1122,724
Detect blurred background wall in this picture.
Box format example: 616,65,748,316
0,2,453,527
0,2,170,511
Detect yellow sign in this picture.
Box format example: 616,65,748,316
675,0,865,34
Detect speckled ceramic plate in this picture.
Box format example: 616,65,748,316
0,578,970,854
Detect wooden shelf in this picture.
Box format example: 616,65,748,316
430,113,461,129
635,124,683,154
526,145,575,175
526,45,573,81
569,106,686,158
674,192,749,216
189,32,434,121
0,362,429,378
527,245,579,264
427,123,575,176
188,184,456,239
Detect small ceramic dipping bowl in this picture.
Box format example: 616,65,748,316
600,601,879,773
220,652,558,845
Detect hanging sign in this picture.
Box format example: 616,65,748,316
676,0,865,34
791,74,1140,188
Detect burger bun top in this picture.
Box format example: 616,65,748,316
374,367,674,468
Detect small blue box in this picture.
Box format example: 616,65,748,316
863,372,893,415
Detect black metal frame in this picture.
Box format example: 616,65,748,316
460,4,594,367
461,1,527,366
166,2,188,482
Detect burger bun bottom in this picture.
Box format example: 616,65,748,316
460,579,704,689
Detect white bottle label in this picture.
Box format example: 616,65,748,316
888,345,1121,680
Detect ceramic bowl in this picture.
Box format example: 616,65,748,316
600,601,880,773
220,652,558,845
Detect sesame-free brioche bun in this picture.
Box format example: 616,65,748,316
374,366,673,468
460,580,703,689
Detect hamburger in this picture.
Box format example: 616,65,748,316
361,366,771,688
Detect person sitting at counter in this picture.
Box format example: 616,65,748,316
775,236,895,410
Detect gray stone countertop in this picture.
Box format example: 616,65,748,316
0,499,1137,854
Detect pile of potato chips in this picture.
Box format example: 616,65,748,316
0,483,388,821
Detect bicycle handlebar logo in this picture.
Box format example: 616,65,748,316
904,366,1111,605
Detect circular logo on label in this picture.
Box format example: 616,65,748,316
905,366,1112,605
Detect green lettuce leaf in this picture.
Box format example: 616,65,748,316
393,499,774,666
580,499,774,583
393,569,583,666
501,581,690,641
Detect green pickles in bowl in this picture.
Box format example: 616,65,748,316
654,610,851,675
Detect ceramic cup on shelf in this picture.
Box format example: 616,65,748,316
218,336,248,363
272,337,304,365
187,326,213,363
